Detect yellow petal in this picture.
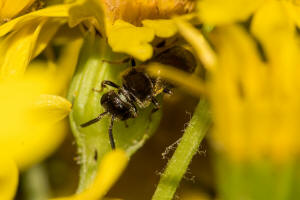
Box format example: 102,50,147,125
0,0,35,21
0,19,45,79
174,18,217,71
209,24,300,162
0,73,69,169
107,20,155,61
33,94,72,123
54,37,83,94
0,4,70,37
50,149,128,200
251,0,298,93
0,18,67,79
33,19,65,58
142,19,177,38
68,0,105,35
0,156,18,200
282,1,300,27
208,25,266,161
197,0,264,25
14,121,67,170
26,36,83,95
251,1,294,41
0,22,39,78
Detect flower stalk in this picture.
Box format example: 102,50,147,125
152,99,211,200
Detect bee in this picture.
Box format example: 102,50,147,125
80,46,197,149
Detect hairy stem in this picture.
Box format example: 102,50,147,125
152,99,211,200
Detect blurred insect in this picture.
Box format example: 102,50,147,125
80,46,197,149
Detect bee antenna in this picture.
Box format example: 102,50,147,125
80,112,108,127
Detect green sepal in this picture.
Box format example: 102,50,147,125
67,32,162,191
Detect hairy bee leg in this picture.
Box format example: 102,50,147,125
93,80,120,93
101,80,120,89
80,112,108,127
109,115,116,149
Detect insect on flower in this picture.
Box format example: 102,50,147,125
80,46,197,149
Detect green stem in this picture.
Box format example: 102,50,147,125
152,99,211,200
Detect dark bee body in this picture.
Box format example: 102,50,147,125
101,90,137,120
80,46,196,149
122,67,155,108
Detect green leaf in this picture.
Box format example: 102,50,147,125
67,33,162,191
152,99,211,200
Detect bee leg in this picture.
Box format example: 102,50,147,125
163,88,173,95
102,57,131,64
148,97,160,122
109,115,116,149
80,111,108,127
93,80,120,92
151,97,160,113
124,120,129,128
